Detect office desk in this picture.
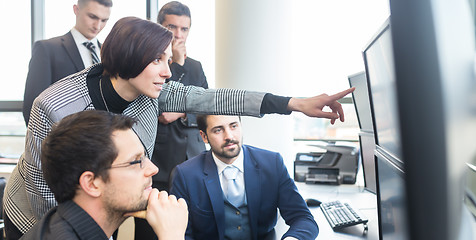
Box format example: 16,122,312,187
275,182,379,240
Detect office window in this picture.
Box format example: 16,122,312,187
0,112,26,158
0,1,31,101
293,104,359,141
45,0,147,42
43,0,216,86
290,0,390,140
0,1,30,158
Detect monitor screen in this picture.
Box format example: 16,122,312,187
348,71,374,132
389,0,476,239
375,148,409,240
363,18,402,159
363,17,409,240
359,132,377,193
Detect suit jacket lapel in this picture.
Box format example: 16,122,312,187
243,146,261,240
62,31,84,71
203,153,226,239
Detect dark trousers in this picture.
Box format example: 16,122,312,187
134,181,169,240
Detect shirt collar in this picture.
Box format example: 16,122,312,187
71,27,99,48
212,147,244,174
58,200,109,239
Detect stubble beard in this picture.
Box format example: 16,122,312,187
103,185,149,222
212,139,241,161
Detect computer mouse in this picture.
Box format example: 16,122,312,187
305,198,322,207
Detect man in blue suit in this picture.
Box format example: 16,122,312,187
170,115,318,240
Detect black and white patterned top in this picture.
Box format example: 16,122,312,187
4,64,267,234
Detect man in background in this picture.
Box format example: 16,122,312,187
22,0,112,125
134,1,209,239
170,115,319,240
20,110,188,240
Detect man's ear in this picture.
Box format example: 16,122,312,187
199,130,208,143
73,4,79,16
78,171,103,198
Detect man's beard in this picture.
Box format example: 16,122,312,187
103,185,149,222
212,139,241,160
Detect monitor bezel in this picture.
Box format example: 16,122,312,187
362,17,390,148
348,71,373,132
358,131,377,194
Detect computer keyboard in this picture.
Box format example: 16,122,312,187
320,200,368,231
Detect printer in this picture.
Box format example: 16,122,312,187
294,142,359,184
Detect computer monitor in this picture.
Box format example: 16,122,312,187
389,0,476,239
348,71,378,194
358,132,377,194
363,17,410,240
348,71,373,133
362,18,402,160
375,147,409,239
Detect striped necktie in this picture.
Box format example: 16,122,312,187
83,41,100,64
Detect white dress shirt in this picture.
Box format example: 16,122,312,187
213,148,247,204
71,27,100,67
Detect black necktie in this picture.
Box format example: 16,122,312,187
83,41,100,64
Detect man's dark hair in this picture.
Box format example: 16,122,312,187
196,114,208,133
101,16,173,80
157,1,191,25
196,115,241,134
78,0,113,8
41,110,136,203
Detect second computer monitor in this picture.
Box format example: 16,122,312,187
348,71,373,133
358,132,377,193
348,71,377,193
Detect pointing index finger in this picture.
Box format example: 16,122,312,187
329,87,355,102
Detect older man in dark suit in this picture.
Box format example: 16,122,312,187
22,0,112,125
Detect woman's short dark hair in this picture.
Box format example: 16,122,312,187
41,110,136,203
101,16,173,79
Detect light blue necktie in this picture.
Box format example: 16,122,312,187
223,166,245,207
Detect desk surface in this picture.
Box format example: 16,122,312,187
276,182,379,240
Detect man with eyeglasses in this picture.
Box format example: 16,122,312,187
20,110,188,240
